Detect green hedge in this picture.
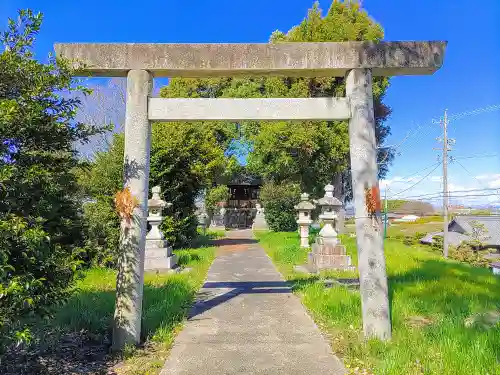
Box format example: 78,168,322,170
259,182,301,232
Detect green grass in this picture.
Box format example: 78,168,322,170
386,222,443,237
346,218,444,238
192,228,225,247
256,231,500,375
11,246,215,375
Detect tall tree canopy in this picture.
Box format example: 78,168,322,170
0,10,100,343
160,0,394,200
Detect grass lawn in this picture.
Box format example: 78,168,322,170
256,231,500,375
2,245,215,375
346,221,443,237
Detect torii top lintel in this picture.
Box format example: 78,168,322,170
54,41,446,78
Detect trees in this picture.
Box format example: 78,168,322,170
79,121,237,251
158,1,393,201
0,10,101,343
259,182,301,232
150,121,235,246
467,220,491,250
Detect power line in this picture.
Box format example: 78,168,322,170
389,162,442,198
379,103,500,166
391,187,500,201
452,159,500,199
381,162,442,192
395,162,442,184
432,103,500,124
454,153,498,160
378,121,436,165
448,103,500,122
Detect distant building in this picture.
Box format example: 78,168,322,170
420,215,500,249
211,174,262,229
394,214,420,223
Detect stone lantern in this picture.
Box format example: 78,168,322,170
144,186,177,271
306,184,355,272
295,193,315,248
197,212,208,235
317,184,343,244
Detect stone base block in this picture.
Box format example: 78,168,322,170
308,243,356,271
312,242,347,255
146,239,169,248
144,247,177,271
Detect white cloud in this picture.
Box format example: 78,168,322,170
488,178,500,189
475,173,500,180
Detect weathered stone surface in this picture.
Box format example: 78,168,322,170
346,68,391,340
54,41,446,78
149,97,350,121
309,243,355,271
144,186,177,272
313,243,347,255
113,69,152,350
144,249,177,271
309,252,355,271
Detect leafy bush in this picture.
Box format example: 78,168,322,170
161,214,198,249
0,10,101,344
431,235,444,253
79,118,234,250
80,198,120,268
450,244,489,268
205,185,230,215
403,236,417,246
259,182,301,232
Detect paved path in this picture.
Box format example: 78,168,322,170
160,230,345,375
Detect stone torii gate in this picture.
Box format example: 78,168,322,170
55,41,446,350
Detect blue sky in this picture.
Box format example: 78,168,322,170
1,0,499,205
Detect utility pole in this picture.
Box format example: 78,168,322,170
442,109,449,258
434,110,454,258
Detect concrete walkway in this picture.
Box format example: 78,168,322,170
160,230,345,375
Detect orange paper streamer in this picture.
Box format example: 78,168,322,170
114,187,139,224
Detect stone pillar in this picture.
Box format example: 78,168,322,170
113,69,152,350
346,69,391,340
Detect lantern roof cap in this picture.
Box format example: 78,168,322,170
148,186,167,208
295,192,315,210
317,184,342,207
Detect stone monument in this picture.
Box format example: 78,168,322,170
308,184,355,272
252,202,269,230
144,186,177,271
295,193,315,248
